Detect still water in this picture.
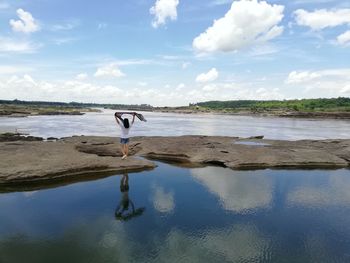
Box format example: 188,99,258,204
1,162,350,263
1,109,349,140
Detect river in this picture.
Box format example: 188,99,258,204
0,109,349,140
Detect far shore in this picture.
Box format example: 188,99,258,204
151,108,350,119
0,104,101,117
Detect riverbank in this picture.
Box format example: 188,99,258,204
153,107,350,119
0,104,100,117
1,134,349,185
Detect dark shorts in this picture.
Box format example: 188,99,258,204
120,138,129,144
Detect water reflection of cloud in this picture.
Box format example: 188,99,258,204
0,217,268,263
152,224,269,263
287,172,350,207
22,191,37,197
152,185,175,213
191,167,273,213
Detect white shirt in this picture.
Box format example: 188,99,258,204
118,121,133,139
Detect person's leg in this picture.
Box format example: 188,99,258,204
125,143,129,156
121,144,125,156
122,143,127,159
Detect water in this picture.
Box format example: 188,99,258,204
1,109,349,140
1,162,350,263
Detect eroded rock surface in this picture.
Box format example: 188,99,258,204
1,135,349,185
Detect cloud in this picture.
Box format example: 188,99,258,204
50,21,78,31
0,74,124,103
9,9,40,33
94,63,125,78
294,8,350,30
52,37,76,45
0,65,31,74
150,0,179,28
196,68,218,83
285,69,350,96
209,0,233,6
0,74,287,106
137,81,148,86
286,71,322,84
176,83,185,91
192,0,284,53
75,73,88,80
182,62,190,69
286,69,350,84
337,30,350,46
0,37,40,53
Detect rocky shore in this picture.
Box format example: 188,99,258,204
0,104,100,117
154,108,350,119
0,134,349,186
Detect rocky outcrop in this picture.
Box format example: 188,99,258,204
0,137,155,185
0,133,43,142
1,135,349,185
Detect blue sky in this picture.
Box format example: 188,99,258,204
0,0,349,106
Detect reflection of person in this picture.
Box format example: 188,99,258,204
115,172,145,221
114,113,136,160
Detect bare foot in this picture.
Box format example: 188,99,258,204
121,155,127,160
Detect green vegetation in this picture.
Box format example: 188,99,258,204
193,97,350,113
0,99,153,116
0,99,153,111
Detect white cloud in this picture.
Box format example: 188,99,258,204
0,75,125,103
286,69,350,84
182,62,190,69
137,81,148,86
176,83,185,91
286,71,321,84
294,8,350,30
51,21,78,31
0,37,40,53
196,68,219,83
75,73,88,80
0,65,31,74
202,84,216,92
150,0,179,28
9,9,40,33
193,0,284,53
0,74,286,106
94,63,125,78
337,30,350,46
210,0,233,6
52,37,76,45
285,69,350,96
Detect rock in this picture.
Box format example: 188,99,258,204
0,133,43,142
0,139,155,185
0,135,349,186
246,135,264,139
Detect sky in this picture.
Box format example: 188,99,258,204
0,0,349,106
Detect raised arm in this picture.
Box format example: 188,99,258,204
114,113,123,124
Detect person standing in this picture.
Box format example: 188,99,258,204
115,112,136,160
